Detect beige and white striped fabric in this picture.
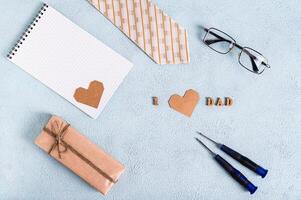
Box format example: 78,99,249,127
88,0,190,64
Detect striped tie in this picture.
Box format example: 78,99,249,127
88,0,190,64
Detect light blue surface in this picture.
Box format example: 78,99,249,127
0,0,300,199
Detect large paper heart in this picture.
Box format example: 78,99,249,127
168,89,200,117
73,80,104,109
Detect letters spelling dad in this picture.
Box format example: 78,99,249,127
206,97,233,106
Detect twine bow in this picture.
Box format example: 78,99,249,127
43,120,70,159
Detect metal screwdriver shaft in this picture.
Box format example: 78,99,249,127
194,138,216,156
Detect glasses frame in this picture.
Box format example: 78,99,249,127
202,27,271,75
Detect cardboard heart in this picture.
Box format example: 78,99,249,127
168,89,200,117
73,80,104,109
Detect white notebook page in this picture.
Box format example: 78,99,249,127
8,4,133,119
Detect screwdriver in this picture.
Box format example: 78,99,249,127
197,132,268,178
195,137,258,194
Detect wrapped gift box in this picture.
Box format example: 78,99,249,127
35,116,125,195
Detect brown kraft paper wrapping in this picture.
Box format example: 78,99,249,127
35,116,125,195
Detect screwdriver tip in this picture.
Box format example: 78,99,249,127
196,131,203,135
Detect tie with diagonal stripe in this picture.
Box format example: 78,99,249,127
88,0,190,64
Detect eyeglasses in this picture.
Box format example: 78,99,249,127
202,27,271,75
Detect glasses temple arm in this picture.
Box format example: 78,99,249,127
244,49,269,66
262,62,270,68
249,56,259,72
204,38,228,45
204,28,245,50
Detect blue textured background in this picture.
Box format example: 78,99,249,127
0,0,300,199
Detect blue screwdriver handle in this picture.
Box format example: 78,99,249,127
220,145,268,178
214,154,257,194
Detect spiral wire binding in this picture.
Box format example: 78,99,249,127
7,3,49,59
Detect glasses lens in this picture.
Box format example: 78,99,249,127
203,28,235,54
239,47,268,74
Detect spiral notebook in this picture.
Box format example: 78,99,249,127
7,3,133,119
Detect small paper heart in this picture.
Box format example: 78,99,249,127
73,80,104,109
168,89,200,117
